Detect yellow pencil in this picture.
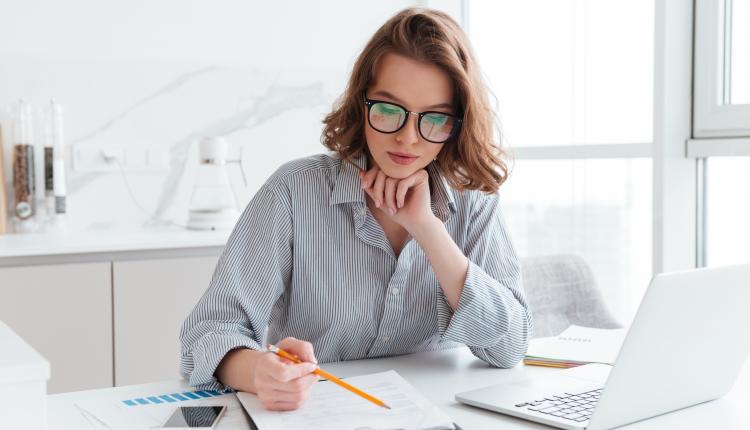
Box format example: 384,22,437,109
267,344,391,409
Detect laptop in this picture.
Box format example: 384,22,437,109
456,263,750,430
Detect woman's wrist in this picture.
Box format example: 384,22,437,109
407,214,443,242
215,348,263,393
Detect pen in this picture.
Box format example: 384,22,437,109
267,344,391,410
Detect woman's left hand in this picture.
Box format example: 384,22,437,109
359,165,436,232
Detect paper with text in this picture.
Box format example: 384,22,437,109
237,370,455,430
526,324,628,365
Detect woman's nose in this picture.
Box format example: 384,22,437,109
396,112,420,144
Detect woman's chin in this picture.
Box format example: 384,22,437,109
379,163,420,179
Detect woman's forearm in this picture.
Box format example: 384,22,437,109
410,215,469,311
215,348,264,393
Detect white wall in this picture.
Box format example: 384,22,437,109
0,0,417,231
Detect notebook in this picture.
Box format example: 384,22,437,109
524,325,627,368
237,370,455,430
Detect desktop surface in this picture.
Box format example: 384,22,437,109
48,346,750,429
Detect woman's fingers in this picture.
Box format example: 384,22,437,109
271,373,319,393
267,359,317,383
277,337,317,364
258,389,311,411
371,170,387,208
264,400,305,412
395,171,427,209
384,178,398,215
254,349,318,411
395,177,413,209
361,166,379,190
361,167,429,216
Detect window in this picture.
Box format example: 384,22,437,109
705,158,750,266
468,0,654,323
470,0,653,147
502,159,652,321
694,0,750,137
692,0,750,266
730,0,750,104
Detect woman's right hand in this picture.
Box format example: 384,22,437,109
252,337,320,411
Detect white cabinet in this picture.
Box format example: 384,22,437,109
0,320,50,430
0,262,113,394
113,256,219,386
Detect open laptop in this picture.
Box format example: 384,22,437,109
456,263,750,430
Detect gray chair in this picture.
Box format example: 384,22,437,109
521,254,622,339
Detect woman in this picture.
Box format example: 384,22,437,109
180,7,533,411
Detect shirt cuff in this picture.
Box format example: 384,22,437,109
439,261,517,348
185,332,262,391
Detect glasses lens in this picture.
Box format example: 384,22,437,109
369,102,406,132
420,113,455,143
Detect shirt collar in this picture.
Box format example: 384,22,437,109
330,152,456,223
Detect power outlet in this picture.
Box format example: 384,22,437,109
73,144,170,172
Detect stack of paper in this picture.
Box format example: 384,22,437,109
237,370,455,430
524,325,628,368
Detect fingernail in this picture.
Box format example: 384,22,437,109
389,208,396,215
398,201,403,209
307,363,318,372
375,199,381,208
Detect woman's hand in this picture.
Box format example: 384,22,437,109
359,165,436,232
252,337,319,411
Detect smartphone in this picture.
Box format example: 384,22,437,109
161,406,227,429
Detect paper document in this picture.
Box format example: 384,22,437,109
75,389,249,429
525,324,628,367
237,370,454,430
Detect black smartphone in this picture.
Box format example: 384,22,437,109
161,405,227,429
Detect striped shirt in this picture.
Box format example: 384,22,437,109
180,152,533,390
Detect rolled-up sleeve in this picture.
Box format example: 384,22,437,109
440,192,533,368
179,178,293,390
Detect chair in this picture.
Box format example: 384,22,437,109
520,254,622,338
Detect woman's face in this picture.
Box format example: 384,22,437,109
364,52,455,178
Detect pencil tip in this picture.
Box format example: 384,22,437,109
383,404,391,410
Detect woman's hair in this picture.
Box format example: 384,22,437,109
321,7,508,193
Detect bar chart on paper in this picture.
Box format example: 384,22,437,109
120,388,233,407
74,387,244,429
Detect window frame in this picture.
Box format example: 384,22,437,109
693,0,750,139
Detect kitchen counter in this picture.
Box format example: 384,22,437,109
0,226,230,267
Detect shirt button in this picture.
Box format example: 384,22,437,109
391,287,399,295
381,336,390,342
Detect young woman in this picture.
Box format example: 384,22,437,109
180,8,533,411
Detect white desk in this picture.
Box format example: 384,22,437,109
48,347,750,429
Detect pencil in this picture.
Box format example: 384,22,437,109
267,344,391,410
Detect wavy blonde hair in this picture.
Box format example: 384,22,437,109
321,7,507,193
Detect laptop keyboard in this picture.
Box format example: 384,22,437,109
514,388,602,423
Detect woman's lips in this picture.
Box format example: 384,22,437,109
387,152,418,165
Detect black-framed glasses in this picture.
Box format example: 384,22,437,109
364,95,462,144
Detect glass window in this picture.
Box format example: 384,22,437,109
730,0,750,104
706,158,750,266
501,158,652,324
468,0,654,146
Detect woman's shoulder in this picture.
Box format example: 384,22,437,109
450,186,500,210
265,152,342,190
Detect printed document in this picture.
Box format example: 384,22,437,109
237,370,455,430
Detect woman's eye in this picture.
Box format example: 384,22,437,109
375,103,403,116
424,114,449,126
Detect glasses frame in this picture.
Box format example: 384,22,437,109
363,95,462,144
